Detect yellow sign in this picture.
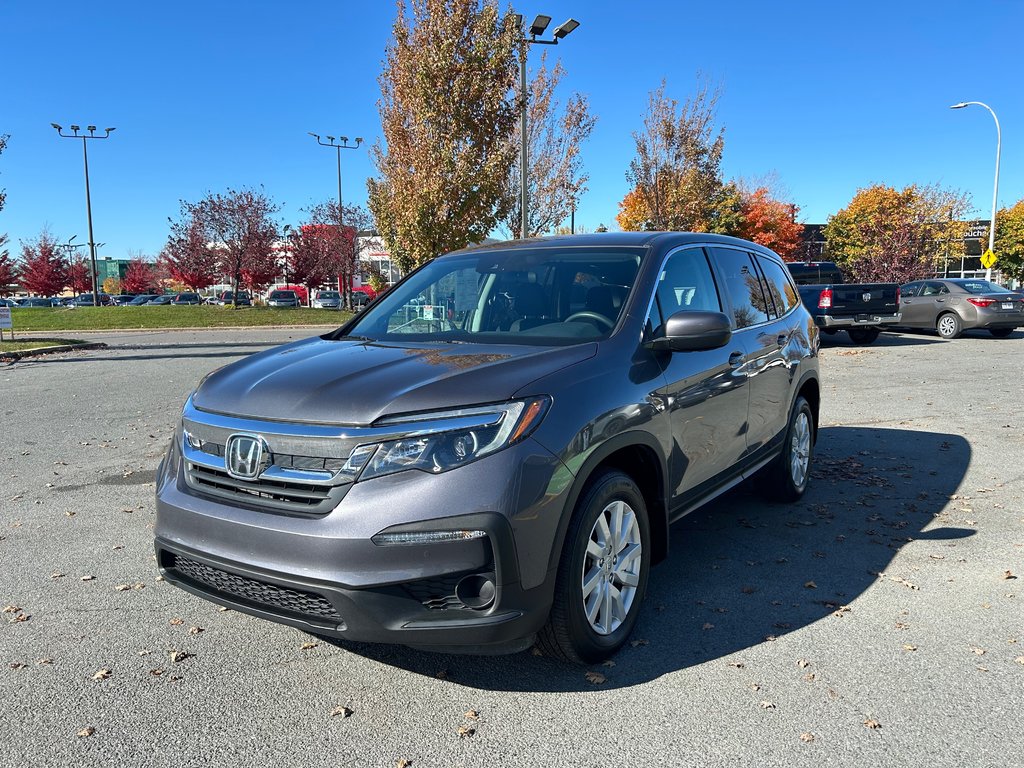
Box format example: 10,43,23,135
981,249,998,269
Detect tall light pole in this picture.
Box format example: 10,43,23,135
516,14,579,240
309,133,362,305
52,124,116,305
950,101,1000,281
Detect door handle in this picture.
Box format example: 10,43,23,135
729,351,744,367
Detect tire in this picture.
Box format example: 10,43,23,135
990,327,1015,338
538,470,650,664
936,312,962,339
760,396,814,503
847,327,880,345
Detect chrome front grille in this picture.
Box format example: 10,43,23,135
180,401,365,516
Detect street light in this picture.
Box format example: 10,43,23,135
309,133,362,305
515,13,579,239
950,101,1001,281
52,123,116,305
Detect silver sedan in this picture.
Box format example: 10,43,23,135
899,278,1024,339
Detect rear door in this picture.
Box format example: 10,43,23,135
907,281,950,326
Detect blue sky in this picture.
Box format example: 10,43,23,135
2,0,1022,259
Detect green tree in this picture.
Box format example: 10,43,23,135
994,200,1024,283
625,78,727,232
368,0,520,273
823,184,972,283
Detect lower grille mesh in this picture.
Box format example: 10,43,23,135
169,554,342,622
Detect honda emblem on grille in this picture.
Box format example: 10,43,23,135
862,291,872,302
225,433,266,480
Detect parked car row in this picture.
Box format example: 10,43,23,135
1,286,382,310
787,262,1023,342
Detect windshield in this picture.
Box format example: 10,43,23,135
341,246,645,346
319,292,340,299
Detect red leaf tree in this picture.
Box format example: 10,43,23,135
19,230,68,295
167,187,281,304
121,257,160,294
158,220,220,291
67,257,92,295
736,188,804,259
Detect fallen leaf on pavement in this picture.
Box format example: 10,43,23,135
630,639,649,647
80,575,95,581
300,642,318,650
760,700,776,710
1003,570,1017,580
864,718,881,729
804,581,817,589
800,732,815,743
77,727,95,738
330,706,353,718
457,725,475,738
585,671,606,685
464,709,479,719
168,650,193,663
169,618,184,626
796,659,811,669
902,644,918,652
92,668,112,681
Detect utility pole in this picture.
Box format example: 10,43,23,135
309,133,362,307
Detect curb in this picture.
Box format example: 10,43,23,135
0,341,107,361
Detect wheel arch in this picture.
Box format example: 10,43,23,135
548,433,670,575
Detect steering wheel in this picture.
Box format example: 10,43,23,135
564,311,614,330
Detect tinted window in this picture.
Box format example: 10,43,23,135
785,262,844,285
755,254,800,316
901,282,922,298
710,248,772,328
649,247,721,335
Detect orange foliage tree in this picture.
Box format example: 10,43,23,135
736,188,803,258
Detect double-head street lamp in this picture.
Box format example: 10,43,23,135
515,13,579,239
309,133,362,302
52,124,116,305
949,101,1001,281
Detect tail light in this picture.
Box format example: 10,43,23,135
818,288,833,309
896,286,901,304
967,297,994,308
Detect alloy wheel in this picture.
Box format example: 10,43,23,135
581,500,643,635
790,411,811,488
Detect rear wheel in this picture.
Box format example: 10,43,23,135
847,327,880,345
990,327,1015,338
538,470,650,664
760,396,814,502
936,312,962,339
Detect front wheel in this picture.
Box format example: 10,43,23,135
847,327,880,345
760,396,814,502
937,312,962,339
538,470,650,664
990,327,1015,338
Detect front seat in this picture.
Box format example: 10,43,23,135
510,283,549,332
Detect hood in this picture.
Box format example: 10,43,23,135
191,336,596,425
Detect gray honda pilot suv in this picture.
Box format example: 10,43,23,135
155,233,820,663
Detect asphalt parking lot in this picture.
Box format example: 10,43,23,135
2,327,1022,768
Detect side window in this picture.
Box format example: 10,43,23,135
755,254,800,316
709,247,772,329
901,282,920,298
921,282,949,297
649,248,721,335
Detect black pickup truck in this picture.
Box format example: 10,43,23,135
785,262,901,345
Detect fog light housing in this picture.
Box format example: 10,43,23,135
371,530,487,546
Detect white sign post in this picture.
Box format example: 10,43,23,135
0,306,11,341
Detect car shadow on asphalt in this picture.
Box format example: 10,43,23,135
335,426,973,690
819,332,940,348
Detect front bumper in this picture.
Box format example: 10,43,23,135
154,434,570,652
818,312,901,328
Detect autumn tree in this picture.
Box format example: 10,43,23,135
167,187,280,304
368,0,520,273
122,257,159,294
159,219,221,291
0,235,17,291
67,257,92,295
18,229,68,296
501,52,596,238
288,201,373,307
993,200,1024,283
625,78,729,232
824,184,972,283
736,188,804,258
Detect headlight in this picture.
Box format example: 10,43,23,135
357,397,550,480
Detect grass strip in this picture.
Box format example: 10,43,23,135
5,306,350,332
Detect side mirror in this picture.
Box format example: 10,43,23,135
645,310,732,352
